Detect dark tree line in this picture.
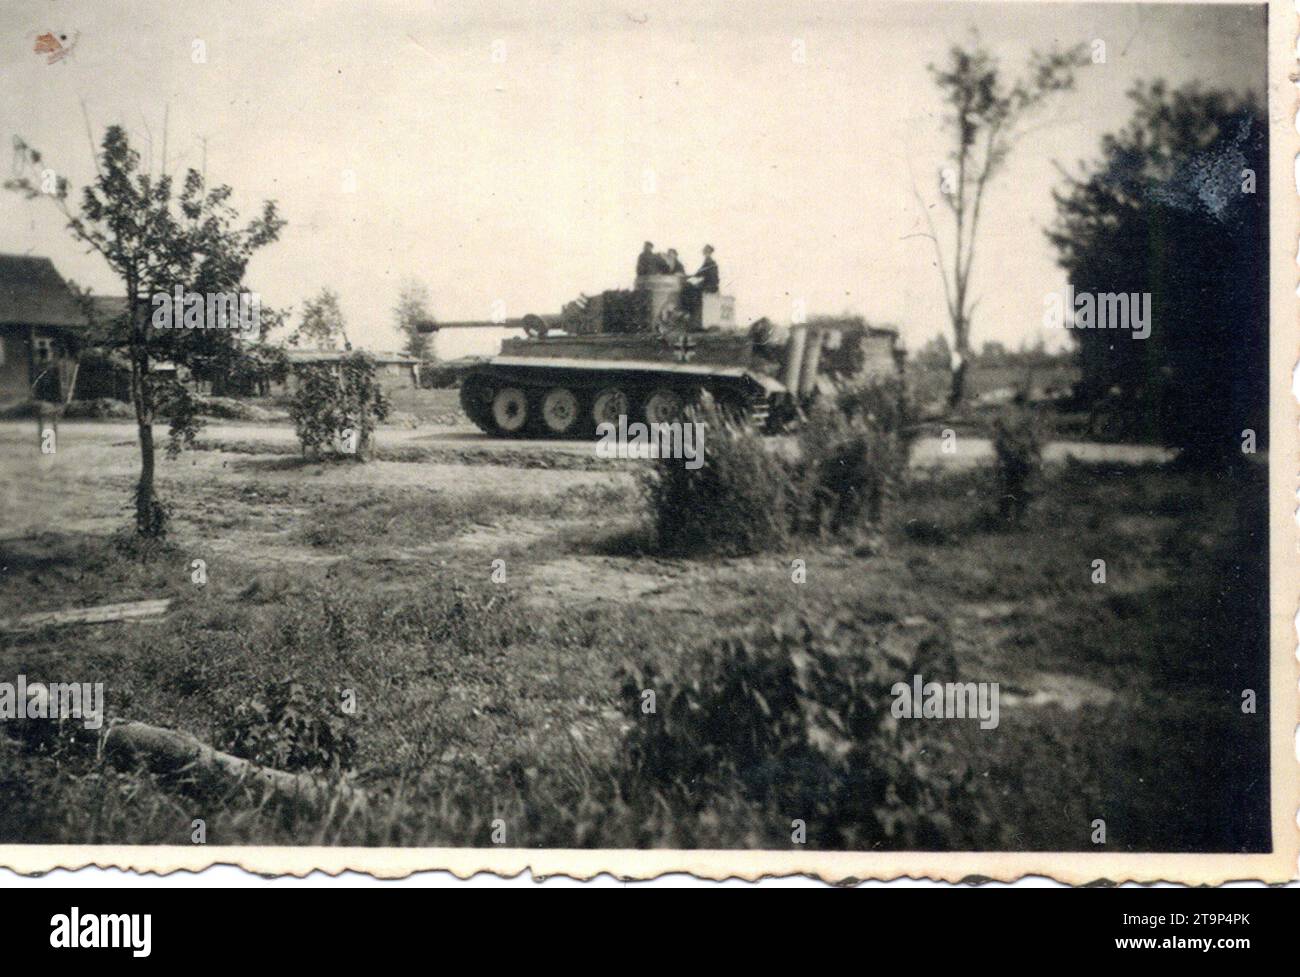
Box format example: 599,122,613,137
1048,82,1268,467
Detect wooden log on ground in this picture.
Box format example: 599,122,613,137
0,598,172,633
101,720,365,815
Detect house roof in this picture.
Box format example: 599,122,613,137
0,254,89,328
284,348,420,365
90,295,129,320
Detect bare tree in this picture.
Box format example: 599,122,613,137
918,38,1087,407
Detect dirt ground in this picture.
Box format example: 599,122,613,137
0,414,1172,608
0,414,1269,851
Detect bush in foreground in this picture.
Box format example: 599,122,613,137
640,379,915,555
638,401,791,556
618,613,997,849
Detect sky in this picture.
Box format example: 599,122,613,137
0,1,1267,358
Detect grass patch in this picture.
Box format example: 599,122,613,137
0,453,1271,851
193,436,621,472
294,483,630,549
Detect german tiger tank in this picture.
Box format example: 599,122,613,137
421,274,899,438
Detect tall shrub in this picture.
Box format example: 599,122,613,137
791,378,914,538
638,403,790,556
991,406,1042,524
289,352,391,460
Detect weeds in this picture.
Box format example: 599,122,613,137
641,380,914,555
217,679,358,774
991,405,1043,525
618,613,998,849
0,437,1269,852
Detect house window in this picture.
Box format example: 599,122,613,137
34,337,54,363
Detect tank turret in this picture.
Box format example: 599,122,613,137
421,274,735,340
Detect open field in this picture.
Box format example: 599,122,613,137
0,414,1268,851
909,364,1081,406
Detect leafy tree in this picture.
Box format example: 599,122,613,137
211,340,290,397
292,287,348,350
1047,82,1266,467
918,38,1087,407
6,127,284,536
912,333,952,371
393,279,434,360
978,340,1009,366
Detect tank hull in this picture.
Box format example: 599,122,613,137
441,283,903,437
459,348,784,438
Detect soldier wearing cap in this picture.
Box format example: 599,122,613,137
637,241,668,277
690,245,719,293
683,245,719,324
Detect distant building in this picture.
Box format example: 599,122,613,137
0,255,89,405
61,294,183,401
270,348,420,396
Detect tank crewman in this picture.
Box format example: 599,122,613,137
662,248,686,274
690,245,719,292
637,241,669,276
682,245,719,324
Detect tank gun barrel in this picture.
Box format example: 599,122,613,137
415,316,560,334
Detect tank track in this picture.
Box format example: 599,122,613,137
460,367,769,439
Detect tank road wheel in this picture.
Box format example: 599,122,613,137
538,386,581,437
642,386,686,425
591,386,632,430
490,386,530,436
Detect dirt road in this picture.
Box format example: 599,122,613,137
0,418,1176,467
